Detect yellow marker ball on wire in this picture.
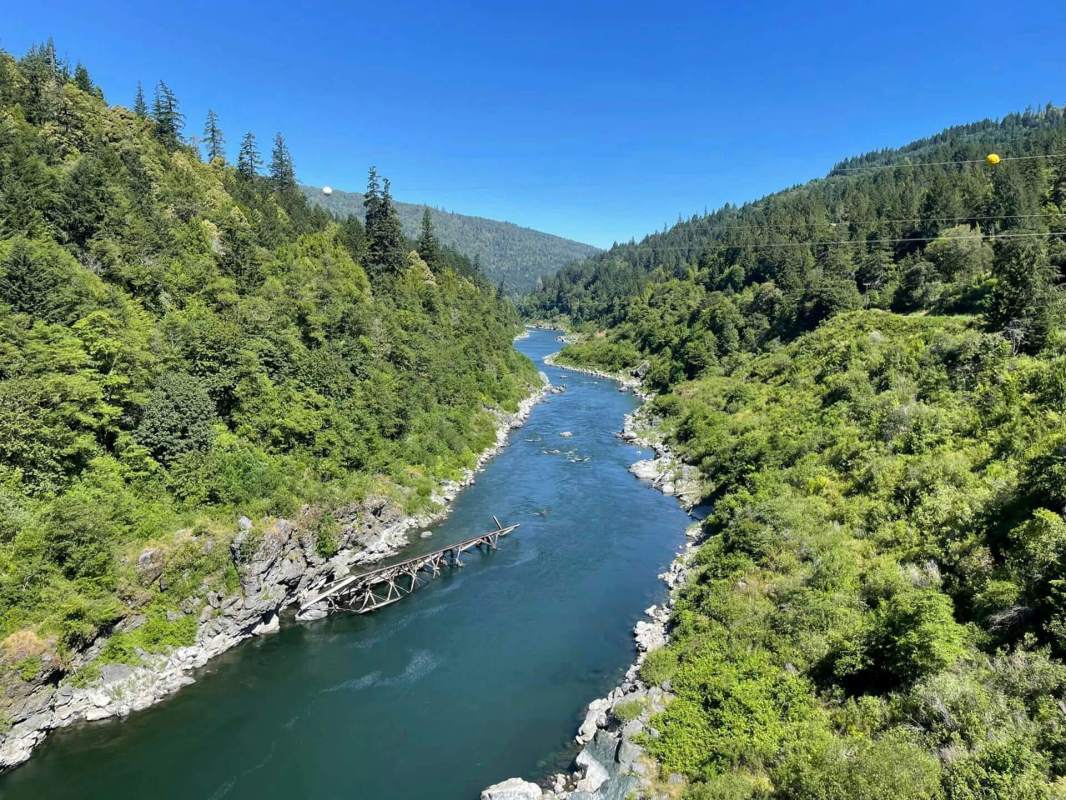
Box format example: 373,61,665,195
985,153,1001,165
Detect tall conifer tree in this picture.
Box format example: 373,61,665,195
269,133,295,189
237,133,261,179
133,81,147,117
364,168,405,273
151,81,184,149
72,63,93,94
989,232,1059,353
416,208,441,268
203,110,225,163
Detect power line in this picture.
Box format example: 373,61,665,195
612,229,1066,254
831,153,1058,173
667,211,1062,235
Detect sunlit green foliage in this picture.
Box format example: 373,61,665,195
573,312,1066,798
0,43,536,674
535,105,1066,798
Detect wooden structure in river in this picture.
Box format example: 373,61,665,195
298,518,518,615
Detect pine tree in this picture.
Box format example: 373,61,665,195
364,166,381,227
237,133,261,179
416,208,440,268
378,178,407,272
151,81,184,150
72,63,93,94
269,133,295,189
338,215,367,264
19,38,63,122
364,169,405,274
203,110,225,163
133,82,147,118
988,233,1059,353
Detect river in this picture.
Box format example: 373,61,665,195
0,329,691,800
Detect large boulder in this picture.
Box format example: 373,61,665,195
136,547,165,585
480,777,543,800
574,750,609,793
576,696,611,743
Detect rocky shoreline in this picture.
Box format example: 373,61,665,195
483,351,703,800
0,373,551,772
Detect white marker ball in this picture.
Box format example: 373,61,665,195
322,186,333,195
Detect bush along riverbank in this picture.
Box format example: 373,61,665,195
483,347,704,800
0,376,549,769
496,309,1066,799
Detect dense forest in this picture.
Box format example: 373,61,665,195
542,109,1066,797
0,41,536,690
303,184,600,293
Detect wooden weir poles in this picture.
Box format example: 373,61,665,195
298,519,519,616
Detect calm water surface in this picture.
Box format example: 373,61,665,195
0,329,690,800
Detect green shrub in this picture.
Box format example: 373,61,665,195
134,373,217,467
314,513,340,559
613,697,645,723
640,647,679,686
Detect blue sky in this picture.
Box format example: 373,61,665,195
4,0,1065,248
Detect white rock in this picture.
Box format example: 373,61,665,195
252,613,280,635
629,458,662,482
576,697,610,743
575,750,609,793
480,777,543,800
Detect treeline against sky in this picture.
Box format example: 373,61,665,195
0,41,535,681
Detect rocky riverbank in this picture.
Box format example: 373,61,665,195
482,354,704,800
0,375,551,772
483,523,703,800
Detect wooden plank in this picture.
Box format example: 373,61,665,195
298,520,519,613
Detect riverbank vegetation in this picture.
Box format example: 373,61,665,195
539,109,1066,797
0,42,535,683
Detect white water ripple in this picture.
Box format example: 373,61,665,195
322,649,441,694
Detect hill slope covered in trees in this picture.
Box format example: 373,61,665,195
0,41,536,705
542,108,1066,798
302,184,600,292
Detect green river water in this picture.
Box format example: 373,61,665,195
0,329,692,799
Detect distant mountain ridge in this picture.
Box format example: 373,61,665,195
301,185,599,291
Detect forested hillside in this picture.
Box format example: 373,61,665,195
302,184,600,292
0,42,535,688
543,109,1066,798
527,106,1065,357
